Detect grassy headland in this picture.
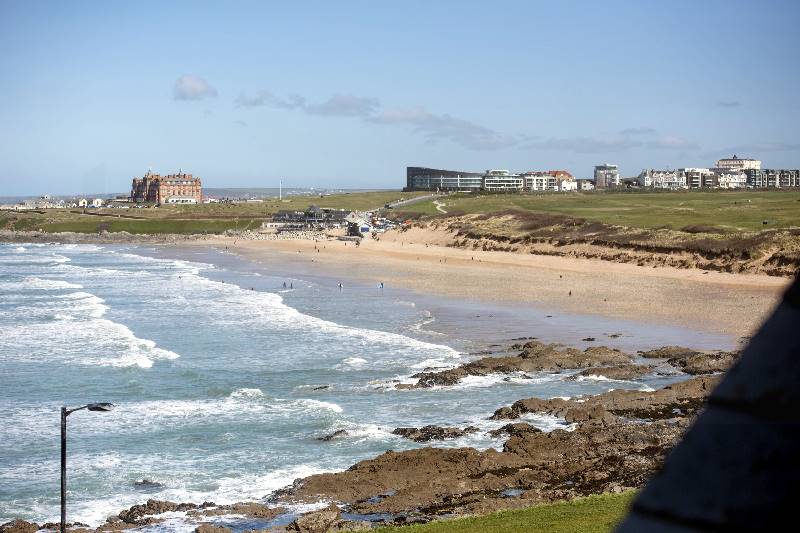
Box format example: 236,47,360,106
394,189,800,233
375,492,635,533
389,190,800,277
0,190,430,234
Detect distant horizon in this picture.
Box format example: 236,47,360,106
1,0,798,195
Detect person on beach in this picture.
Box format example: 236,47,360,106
283,282,286,288
338,283,343,290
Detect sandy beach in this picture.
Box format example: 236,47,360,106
208,228,791,338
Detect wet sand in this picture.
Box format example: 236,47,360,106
203,231,790,338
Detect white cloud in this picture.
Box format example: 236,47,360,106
522,129,700,153
305,94,380,117
173,75,218,101
235,91,305,109
368,106,517,150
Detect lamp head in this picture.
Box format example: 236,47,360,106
86,403,114,412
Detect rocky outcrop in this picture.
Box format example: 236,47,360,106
638,346,739,374
188,502,284,518
667,351,739,375
567,364,653,381
278,418,686,518
638,346,700,359
286,506,372,533
491,375,719,421
409,341,633,388
317,429,348,442
116,499,215,525
0,520,38,533
487,423,541,438
393,425,479,442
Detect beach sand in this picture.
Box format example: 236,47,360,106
205,228,791,338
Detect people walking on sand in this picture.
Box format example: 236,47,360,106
338,283,343,290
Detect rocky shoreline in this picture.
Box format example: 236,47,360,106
1,338,737,533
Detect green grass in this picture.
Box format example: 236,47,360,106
397,190,800,233
374,492,635,533
0,191,432,234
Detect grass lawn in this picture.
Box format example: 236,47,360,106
396,190,800,233
373,492,635,533
0,191,432,234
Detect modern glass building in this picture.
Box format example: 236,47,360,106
405,167,483,191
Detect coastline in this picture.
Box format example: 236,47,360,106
0,237,785,531
203,231,788,338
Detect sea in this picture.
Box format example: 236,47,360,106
0,242,733,528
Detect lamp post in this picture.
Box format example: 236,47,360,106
61,403,114,533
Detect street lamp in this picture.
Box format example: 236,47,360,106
61,403,114,533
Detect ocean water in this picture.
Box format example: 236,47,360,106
0,243,730,527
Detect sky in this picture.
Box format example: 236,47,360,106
0,0,798,195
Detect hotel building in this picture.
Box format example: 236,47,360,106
130,170,203,204
716,155,761,172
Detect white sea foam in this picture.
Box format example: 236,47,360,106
336,357,368,369
0,277,83,291
0,253,71,264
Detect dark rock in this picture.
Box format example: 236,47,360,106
133,479,164,490
411,341,634,388
188,502,284,519
637,346,701,359
392,425,479,442
667,351,739,375
317,430,348,442
118,499,194,524
581,337,596,342
487,423,541,438
0,520,39,533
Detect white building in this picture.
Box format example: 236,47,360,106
522,172,555,191
594,164,619,188
716,155,761,172
165,196,198,204
576,179,595,191
482,170,524,191
714,169,748,189
559,179,578,192
682,168,717,188
91,198,104,208
638,169,687,189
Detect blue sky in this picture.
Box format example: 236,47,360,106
1,0,798,195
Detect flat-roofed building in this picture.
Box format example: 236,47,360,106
521,170,575,192
745,169,800,188
405,166,483,191
594,164,619,188
683,168,717,188
482,169,524,191
717,155,761,172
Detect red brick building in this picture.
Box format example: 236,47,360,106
130,170,202,204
